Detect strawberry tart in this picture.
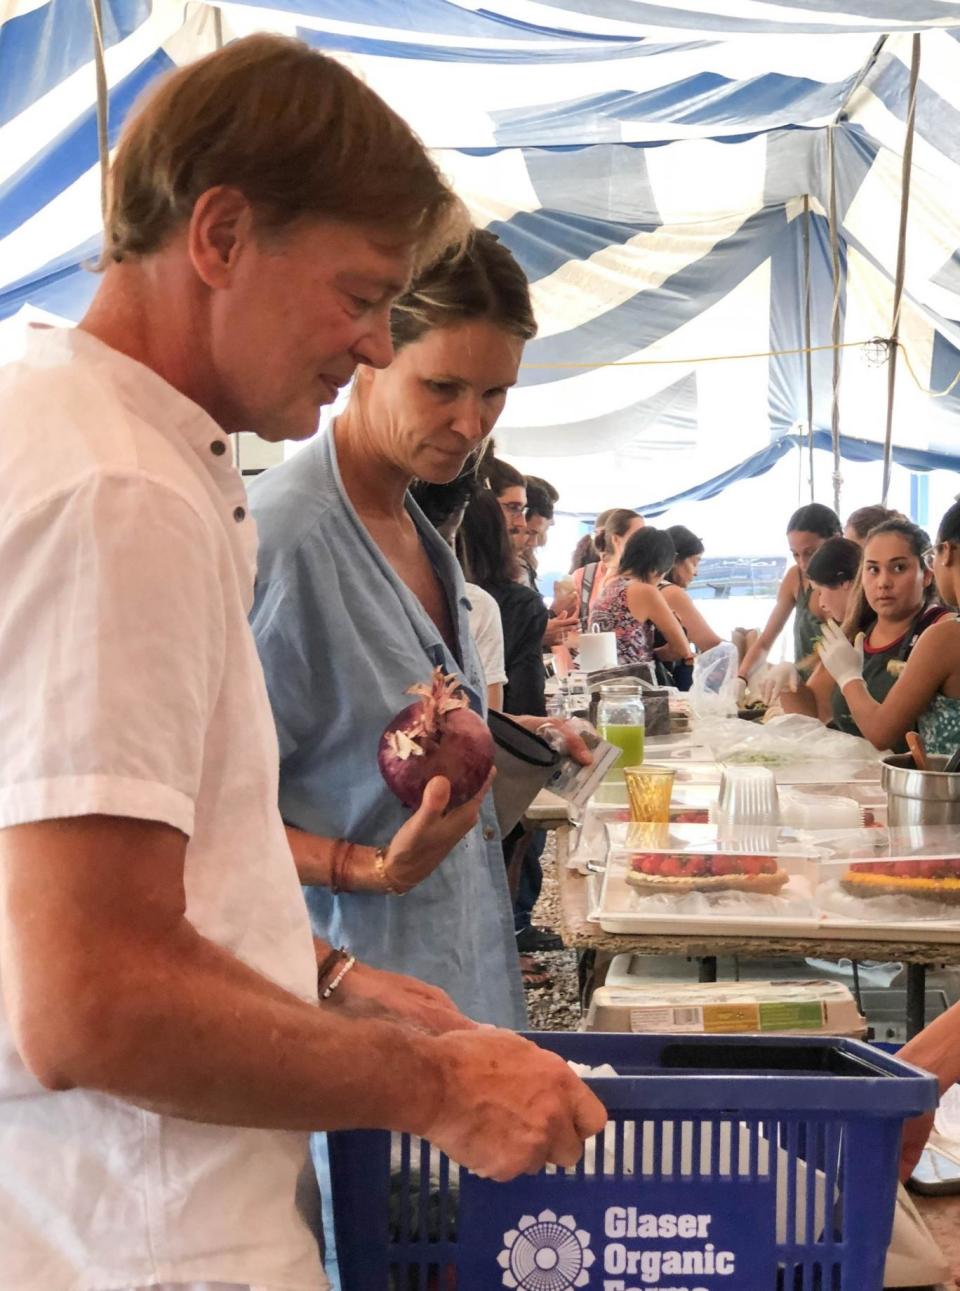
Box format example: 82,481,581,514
626,852,790,895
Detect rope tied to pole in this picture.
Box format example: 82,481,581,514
88,0,110,222
827,124,844,518
881,33,922,506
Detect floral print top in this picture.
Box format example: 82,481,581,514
919,692,960,758
588,576,656,665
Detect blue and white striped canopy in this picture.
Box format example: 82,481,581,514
3,1,960,509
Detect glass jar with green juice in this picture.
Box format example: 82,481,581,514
597,682,645,800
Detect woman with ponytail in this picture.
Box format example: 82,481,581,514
571,508,644,631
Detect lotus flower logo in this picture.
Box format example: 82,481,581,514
497,1209,594,1289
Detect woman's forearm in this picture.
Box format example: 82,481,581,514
839,680,893,749
740,590,795,676
285,825,379,890
285,825,336,885
780,684,819,718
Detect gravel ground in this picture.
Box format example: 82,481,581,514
523,833,583,1031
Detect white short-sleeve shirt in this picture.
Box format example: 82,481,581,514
464,581,508,688
0,328,326,1291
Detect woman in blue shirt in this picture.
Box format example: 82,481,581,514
249,231,578,1028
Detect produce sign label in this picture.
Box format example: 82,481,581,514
629,1001,826,1034
458,1176,775,1290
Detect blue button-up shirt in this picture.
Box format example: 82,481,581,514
249,429,526,1028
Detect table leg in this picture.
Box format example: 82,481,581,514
698,956,718,983
906,963,927,1039
577,949,616,1012
577,949,596,1010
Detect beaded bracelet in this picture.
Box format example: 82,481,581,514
320,954,357,1000
316,945,346,996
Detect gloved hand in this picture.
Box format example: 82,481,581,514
816,620,865,691
756,661,800,706
734,677,748,705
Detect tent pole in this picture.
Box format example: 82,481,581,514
210,2,224,48
88,0,110,221
881,33,921,506
802,195,815,500
821,33,886,516
827,127,843,517
833,34,887,125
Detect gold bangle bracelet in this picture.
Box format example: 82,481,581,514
374,847,406,896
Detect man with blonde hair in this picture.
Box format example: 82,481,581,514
0,35,604,1291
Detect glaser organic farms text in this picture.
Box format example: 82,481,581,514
603,1209,736,1291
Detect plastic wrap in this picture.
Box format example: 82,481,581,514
699,713,884,771
689,641,740,717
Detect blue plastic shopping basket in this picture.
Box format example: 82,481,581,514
327,1032,936,1291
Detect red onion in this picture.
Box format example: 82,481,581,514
378,668,495,809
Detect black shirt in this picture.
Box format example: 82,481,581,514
485,580,548,717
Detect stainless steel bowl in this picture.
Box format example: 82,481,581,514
882,753,960,826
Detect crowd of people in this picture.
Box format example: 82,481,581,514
0,31,957,1291
560,493,960,768
734,501,960,759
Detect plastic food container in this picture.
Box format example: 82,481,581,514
326,1032,936,1291
594,823,820,934
569,802,719,878
780,781,887,829
816,825,960,931
586,978,867,1038
567,802,631,873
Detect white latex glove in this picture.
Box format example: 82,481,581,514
734,677,747,705
757,661,800,706
816,620,865,691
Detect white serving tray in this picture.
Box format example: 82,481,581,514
813,912,960,944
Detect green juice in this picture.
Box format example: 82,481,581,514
599,722,645,783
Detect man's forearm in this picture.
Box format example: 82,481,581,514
11,918,443,1137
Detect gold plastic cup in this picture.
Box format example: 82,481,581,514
624,764,676,823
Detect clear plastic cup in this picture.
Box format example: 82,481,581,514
624,764,676,823
716,764,779,825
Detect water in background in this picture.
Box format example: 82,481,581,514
694,594,793,662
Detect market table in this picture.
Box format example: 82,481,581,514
556,827,960,1038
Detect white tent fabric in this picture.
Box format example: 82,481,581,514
2,1,960,512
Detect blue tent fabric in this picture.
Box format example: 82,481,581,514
0,0,149,128
2,1,960,504
636,431,960,520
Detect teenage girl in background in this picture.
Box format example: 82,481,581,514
657,525,723,689
737,503,842,701
589,527,691,669
818,509,960,754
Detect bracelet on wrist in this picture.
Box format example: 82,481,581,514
320,954,357,1000
374,846,407,896
329,841,351,895
317,945,348,996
